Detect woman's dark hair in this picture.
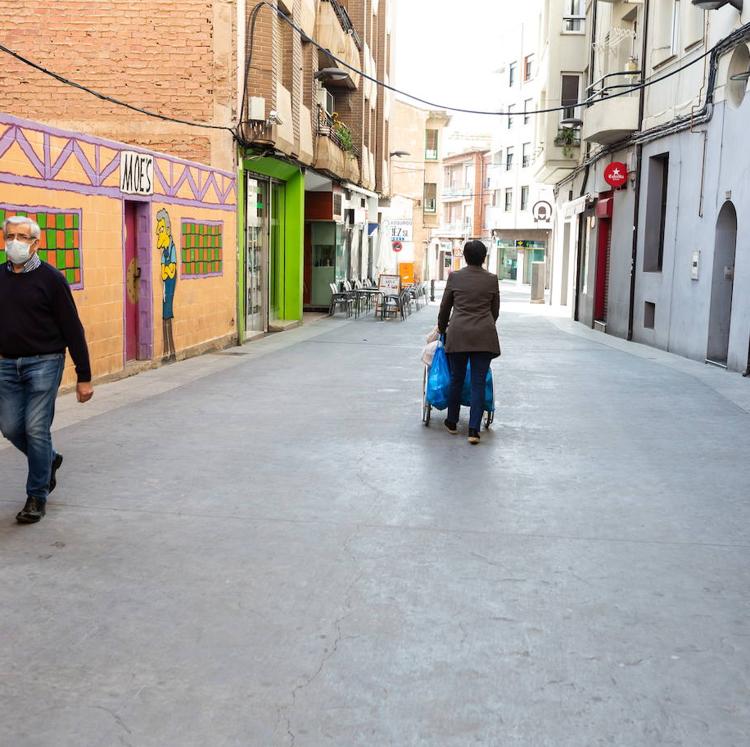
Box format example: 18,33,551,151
463,240,487,266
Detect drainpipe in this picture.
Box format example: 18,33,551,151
627,0,650,341
574,0,599,322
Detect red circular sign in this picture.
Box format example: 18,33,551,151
392,241,403,253
604,161,628,188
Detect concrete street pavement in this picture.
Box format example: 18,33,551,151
1,286,749,746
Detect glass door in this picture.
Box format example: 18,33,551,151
246,176,269,333
269,182,285,323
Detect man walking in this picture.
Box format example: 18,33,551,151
0,215,93,524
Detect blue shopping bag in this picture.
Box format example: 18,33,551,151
461,363,495,413
426,341,451,410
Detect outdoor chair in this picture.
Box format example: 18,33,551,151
329,282,354,317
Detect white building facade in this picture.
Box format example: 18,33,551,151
543,0,750,374
485,0,559,284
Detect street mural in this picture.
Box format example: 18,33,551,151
156,208,177,361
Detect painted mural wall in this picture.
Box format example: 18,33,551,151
0,114,237,386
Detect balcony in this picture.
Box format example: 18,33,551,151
442,185,473,202
316,0,361,90
582,71,641,145
313,106,360,183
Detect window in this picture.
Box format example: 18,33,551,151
506,147,514,171
524,98,533,125
522,143,531,168
563,0,585,33
425,129,439,160
561,74,580,120
643,154,669,272
524,54,535,81
509,62,517,87
670,0,680,55
520,186,529,211
508,104,515,129
504,189,513,212
423,183,437,214
492,149,503,165
486,175,491,189
181,220,224,277
644,302,656,329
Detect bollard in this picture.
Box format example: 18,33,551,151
430,279,435,302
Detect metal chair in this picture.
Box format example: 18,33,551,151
329,282,353,317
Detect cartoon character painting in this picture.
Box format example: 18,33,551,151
156,208,177,361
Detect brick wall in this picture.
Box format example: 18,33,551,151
0,0,236,169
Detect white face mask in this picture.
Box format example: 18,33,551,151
5,239,33,265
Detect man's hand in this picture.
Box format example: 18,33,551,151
76,382,94,403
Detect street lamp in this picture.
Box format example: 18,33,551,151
691,0,742,10
315,68,350,82
389,150,411,158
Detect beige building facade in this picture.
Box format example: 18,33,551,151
388,100,450,282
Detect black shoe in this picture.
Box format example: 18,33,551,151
444,419,458,435
49,453,63,494
468,429,481,445
16,497,46,524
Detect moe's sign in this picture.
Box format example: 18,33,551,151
120,151,154,196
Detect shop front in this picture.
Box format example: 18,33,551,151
240,156,304,337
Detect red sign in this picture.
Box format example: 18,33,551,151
604,161,628,188
392,240,403,253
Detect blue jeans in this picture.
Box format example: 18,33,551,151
0,354,64,501
447,352,493,432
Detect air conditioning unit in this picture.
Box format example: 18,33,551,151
248,97,266,121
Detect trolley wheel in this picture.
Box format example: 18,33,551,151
484,410,494,430
423,401,432,426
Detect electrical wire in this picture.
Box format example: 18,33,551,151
0,42,236,135
250,0,719,119
0,4,740,135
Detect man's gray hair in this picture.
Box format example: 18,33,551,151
156,208,172,235
3,215,41,239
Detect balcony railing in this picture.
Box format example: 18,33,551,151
585,70,642,103
320,0,362,50
562,15,585,33
317,106,360,157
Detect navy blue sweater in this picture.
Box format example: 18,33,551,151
0,262,91,382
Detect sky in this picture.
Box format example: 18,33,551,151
393,0,522,147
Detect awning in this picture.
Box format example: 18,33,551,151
562,194,590,218
343,182,379,200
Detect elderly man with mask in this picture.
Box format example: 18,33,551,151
0,215,93,524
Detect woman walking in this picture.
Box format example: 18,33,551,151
437,240,500,444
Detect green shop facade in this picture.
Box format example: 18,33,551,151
237,155,305,339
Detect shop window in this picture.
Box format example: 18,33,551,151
0,206,82,288
643,154,669,272
181,220,224,277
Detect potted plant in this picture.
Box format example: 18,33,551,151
554,127,581,158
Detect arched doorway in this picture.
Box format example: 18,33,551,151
707,201,737,366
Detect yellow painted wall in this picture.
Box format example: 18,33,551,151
0,184,236,388
150,201,237,361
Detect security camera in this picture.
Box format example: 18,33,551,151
268,110,284,126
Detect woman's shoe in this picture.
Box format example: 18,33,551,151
468,429,480,445
444,419,458,435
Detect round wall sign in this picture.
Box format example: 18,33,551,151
604,162,628,188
